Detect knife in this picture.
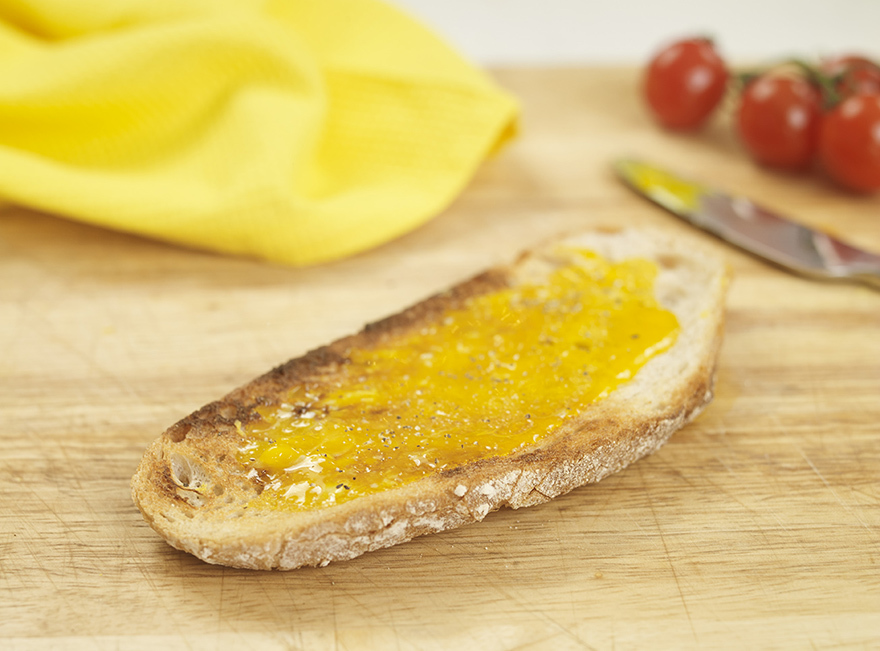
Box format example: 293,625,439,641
614,158,880,289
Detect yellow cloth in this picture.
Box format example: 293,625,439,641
0,0,517,265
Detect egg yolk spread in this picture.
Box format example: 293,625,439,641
240,248,679,511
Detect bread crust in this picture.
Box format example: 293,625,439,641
131,227,729,570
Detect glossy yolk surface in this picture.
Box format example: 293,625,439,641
240,248,679,511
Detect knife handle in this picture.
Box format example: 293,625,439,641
816,233,880,291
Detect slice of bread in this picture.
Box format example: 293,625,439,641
131,227,729,570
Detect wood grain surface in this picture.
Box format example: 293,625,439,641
1,68,879,650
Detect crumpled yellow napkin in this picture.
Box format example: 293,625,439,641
0,0,517,265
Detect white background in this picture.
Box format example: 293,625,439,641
392,0,880,66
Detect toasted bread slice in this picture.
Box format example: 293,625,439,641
131,228,729,570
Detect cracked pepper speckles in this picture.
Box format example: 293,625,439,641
239,248,679,511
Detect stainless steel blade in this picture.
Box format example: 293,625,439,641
615,158,880,289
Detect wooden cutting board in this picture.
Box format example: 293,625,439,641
2,68,878,650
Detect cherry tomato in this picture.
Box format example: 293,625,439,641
821,55,880,98
818,92,880,193
736,74,823,170
643,38,728,130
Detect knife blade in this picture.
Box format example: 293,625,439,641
614,158,880,289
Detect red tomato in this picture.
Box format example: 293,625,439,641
736,74,823,170
643,38,728,130
821,55,880,98
821,54,876,77
818,92,880,193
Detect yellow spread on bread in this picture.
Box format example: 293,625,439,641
240,249,679,511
